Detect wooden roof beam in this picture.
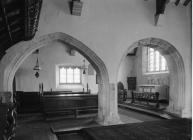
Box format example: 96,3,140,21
169,0,191,6
154,0,168,26
183,0,191,6
175,0,181,5
24,0,42,40
0,1,13,43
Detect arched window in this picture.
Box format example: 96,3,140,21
147,48,168,73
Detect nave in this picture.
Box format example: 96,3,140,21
0,0,191,140
15,107,161,140
15,107,191,140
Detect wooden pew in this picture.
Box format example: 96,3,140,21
16,91,41,113
41,93,98,119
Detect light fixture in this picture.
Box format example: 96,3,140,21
33,49,41,78
82,59,86,74
33,58,41,71
71,0,83,16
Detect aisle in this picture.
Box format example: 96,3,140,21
15,108,163,140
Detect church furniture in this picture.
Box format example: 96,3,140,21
16,91,41,113
139,84,169,102
0,103,17,140
117,82,127,102
127,77,136,90
131,84,169,108
41,93,98,119
131,85,161,108
131,91,160,108
127,77,137,99
70,0,83,16
42,91,89,95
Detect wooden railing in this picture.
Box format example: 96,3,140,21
131,91,159,108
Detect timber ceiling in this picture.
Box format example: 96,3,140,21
0,0,42,59
0,0,191,60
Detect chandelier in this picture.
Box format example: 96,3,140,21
33,49,41,78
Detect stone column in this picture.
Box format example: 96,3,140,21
106,83,122,125
96,83,121,125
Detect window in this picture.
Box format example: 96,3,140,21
147,48,168,73
59,66,81,84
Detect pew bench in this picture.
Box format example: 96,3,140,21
41,93,98,120
131,91,159,108
44,106,98,119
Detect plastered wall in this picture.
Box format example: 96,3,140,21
0,0,191,118
15,41,98,93
118,47,170,98
117,55,136,89
135,47,170,86
34,0,191,116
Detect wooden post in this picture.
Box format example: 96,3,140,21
155,92,160,108
131,91,135,103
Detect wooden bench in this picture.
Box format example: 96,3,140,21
44,106,98,119
131,91,159,108
16,91,41,113
41,93,98,119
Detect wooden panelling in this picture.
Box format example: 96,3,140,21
42,94,98,119
16,91,41,113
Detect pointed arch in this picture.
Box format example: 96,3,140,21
0,32,111,124
117,38,185,116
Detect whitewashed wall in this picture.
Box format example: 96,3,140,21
34,0,191,117
15,41,98,93
0,0,191,118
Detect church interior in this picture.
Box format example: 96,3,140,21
0,0,192,140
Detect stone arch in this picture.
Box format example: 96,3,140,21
117,38,185,117
0,32,113,124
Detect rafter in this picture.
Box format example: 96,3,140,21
0,0,13,43
183,0,191,6
156,0,167,15
155,0,168,26
175,0,181,5
0,0,42,59
24,0,43,40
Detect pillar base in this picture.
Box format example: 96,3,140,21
166,106,181,117
95,113,122,126
181,108,192,118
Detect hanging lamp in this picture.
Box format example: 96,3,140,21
33,49,41,78
82,59,86,74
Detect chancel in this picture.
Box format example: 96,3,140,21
0,0,191,140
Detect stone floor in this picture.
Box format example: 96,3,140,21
15,107,162,140
118,99,176,119
81,119,191,140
